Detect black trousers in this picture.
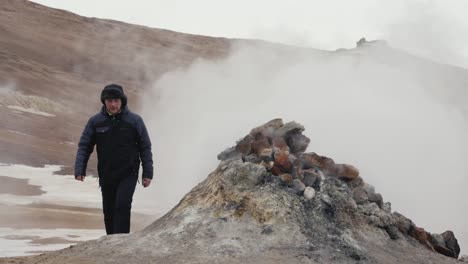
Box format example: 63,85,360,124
100,175,138,235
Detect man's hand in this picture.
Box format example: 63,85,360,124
142,178,151,188
75,175,85,181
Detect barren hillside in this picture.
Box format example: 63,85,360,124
0,0,230,173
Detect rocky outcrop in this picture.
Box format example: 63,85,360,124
219,119,360,184
356,37,388,47
1,119,461,264
217,118,461,260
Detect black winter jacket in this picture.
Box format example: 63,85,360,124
74,106,153,184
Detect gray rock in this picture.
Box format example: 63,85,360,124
225,162,266,188
352,187,368,204
275,121,305,137
316,168,326,188
218,134,255,161
430,233,445,248
261,225,274,235
363,183,376,196
356,37,367,46
291,179,306,194
368,192,383,208
286,134,310,154
217,146,242,161
429,233,449,258
441,231,460,259
346,176,364,189
359,203,395,228
220,157,244,169
302,169,318,187
392,212,413,234
382,202,392,213
362,183,383,208
235,135,253,155
288,153,298,166
249,118,284,137
302,175,316,187
384,225,400,240
321,194,332,205
244,153,261,163
289,156,303,179
303,187,315,200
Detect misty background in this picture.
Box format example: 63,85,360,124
139,40,468,254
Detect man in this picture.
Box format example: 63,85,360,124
74,84,153,235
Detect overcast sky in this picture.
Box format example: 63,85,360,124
33,0,468,67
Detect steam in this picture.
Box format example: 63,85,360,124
0,81,16,95
384,1,468,69
0,81,65,115
140,42,468,253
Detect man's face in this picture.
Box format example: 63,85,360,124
104,98,122,115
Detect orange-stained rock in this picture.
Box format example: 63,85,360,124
271,165,283,176
251,138,271,157
274,151,292,172
410,227,431,248
279,174,293,185
299,152,335,171
393,212,413,234
272,137,290,152
333,164,359,180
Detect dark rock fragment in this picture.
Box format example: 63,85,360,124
291,179,306,194
352,187,368,204
441,231,460,259
286,134,310,154
392,212,413,234
384,225,400,240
